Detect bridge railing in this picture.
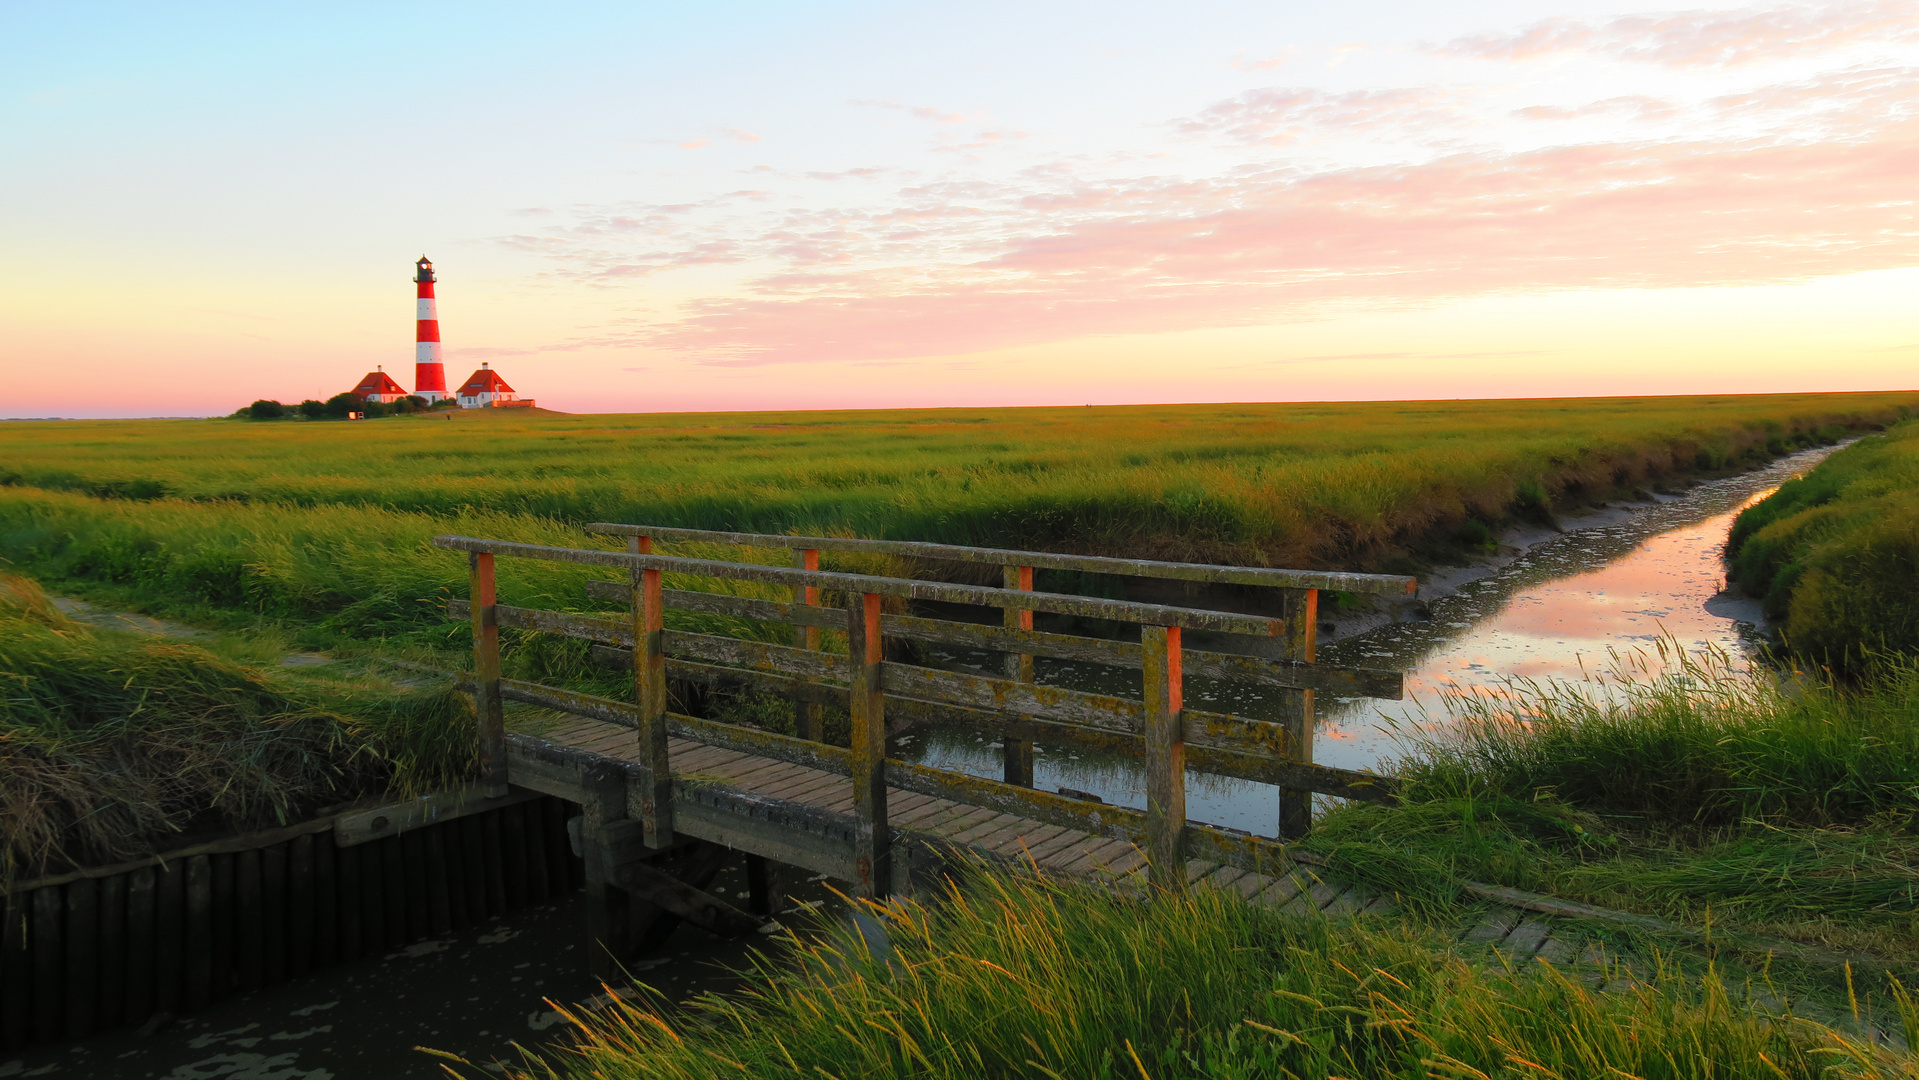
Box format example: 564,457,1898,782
432,531,1413,895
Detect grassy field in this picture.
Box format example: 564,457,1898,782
0,393,1911,652
1729,419,1919,672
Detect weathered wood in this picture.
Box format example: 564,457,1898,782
311,840,337,969
745,855,784,917
564,589,1401,698
578,764,633,978
670,782,858,882
153,865,184,1013
1278,588,1317,840
3,814,340,896
401,831,432,939
335,842,362,961
582,523,1417,595
183,856,212,1009
358,835,386,954
122,869,155,1028
208,853,234,995
1142,626,1186,890
793,548,824,742
471,551,508,797
520,801,550,907
94,873,125,1029
542,797,576,900
288,835,316,977
607,857,764,939
336,784,543,847
1002,565,1036,788
434,536,1294,636
62,877,97,1039
477,818,506,922
502,680,854,778
31,887,62,1045
848,594,889,899
633,544,675,848
236,849,263,991
2,892,29,1051
262,843,289,983
498,811,529,912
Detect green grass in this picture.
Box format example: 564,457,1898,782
0,393,1908,650
0,575,475,882
483,866,1919,1080
1306,646,1919,963
1729,419,1919,672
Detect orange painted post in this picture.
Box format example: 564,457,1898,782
630,536,673,847
792,548,822,742
1277,588,1319,839
1142,624,1186,890
1001,565,1036,787
469,552,507,798
847,592,889,898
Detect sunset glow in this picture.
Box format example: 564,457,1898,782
4,1,1916,416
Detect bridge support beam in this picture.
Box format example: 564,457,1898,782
848,593,889,899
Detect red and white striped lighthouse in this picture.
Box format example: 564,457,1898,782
413,256,451,402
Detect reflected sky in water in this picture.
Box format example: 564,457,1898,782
901,445,1838,835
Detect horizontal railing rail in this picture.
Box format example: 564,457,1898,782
581,523,1418,596
434,528,1411,896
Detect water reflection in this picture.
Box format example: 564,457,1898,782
899,445,1839,835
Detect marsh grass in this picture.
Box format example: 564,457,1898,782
492,867,1919,1080
0,395,1908,652
1730,419,1919,672
0,574,476,881
1308,646,1919,962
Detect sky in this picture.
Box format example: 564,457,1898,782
2,1,1915,417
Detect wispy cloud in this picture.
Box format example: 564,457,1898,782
1432,1,1919,68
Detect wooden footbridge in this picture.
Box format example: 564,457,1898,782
431,526,1416,976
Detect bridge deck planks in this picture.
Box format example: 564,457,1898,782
519,717,1533,954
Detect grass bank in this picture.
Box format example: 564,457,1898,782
488,865,1918,1080
0,575,475,883
1728,419,1919,671
1307,647,1919,965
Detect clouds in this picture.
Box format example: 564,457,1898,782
485,1,1919,369
1434,0,1919,67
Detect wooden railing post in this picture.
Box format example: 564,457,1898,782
469,552,507,798
1001,565,1036,787
847,592,889,898
1277,588,1319,840
792,548,822,742
1142,624,1185,890
630,536,673,848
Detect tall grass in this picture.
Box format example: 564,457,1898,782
494,867,1919,1080
1730,419,1919,670
1307,648,1919,953
4,394,1907,571
0,575,475,881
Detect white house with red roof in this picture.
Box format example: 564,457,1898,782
351,367,410,403
454,363,533,408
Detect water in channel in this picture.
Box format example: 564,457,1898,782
897,445,1839,836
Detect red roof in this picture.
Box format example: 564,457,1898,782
352,370,408,398
457,367,516,395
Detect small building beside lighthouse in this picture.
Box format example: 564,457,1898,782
351,367,410,403
455,363,532,408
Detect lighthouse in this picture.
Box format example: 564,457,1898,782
413,256,451,402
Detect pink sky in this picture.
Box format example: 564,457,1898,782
3,0,1915,416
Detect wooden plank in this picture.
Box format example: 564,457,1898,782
123,870,155,1029
1001,565,1037,787
1278,588,1317,840
153,865,184,1013
1143,625,1186,891
848,594,889,899
521,801,551,907
31,887,63,1044
236,850,263,990
288,835,316,977
792,547,825,742
262,843,288,984
183,856,211,1009
632,542,675,848
432,536,1297,636
606,859,764,938
580,523,1417,595
335,843,362,961
670,783,858,882
2,891,31,1051
63,878,97,1039
94,873,125,1029
470,552,508,797
312,838,336,967
336,785,543,847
